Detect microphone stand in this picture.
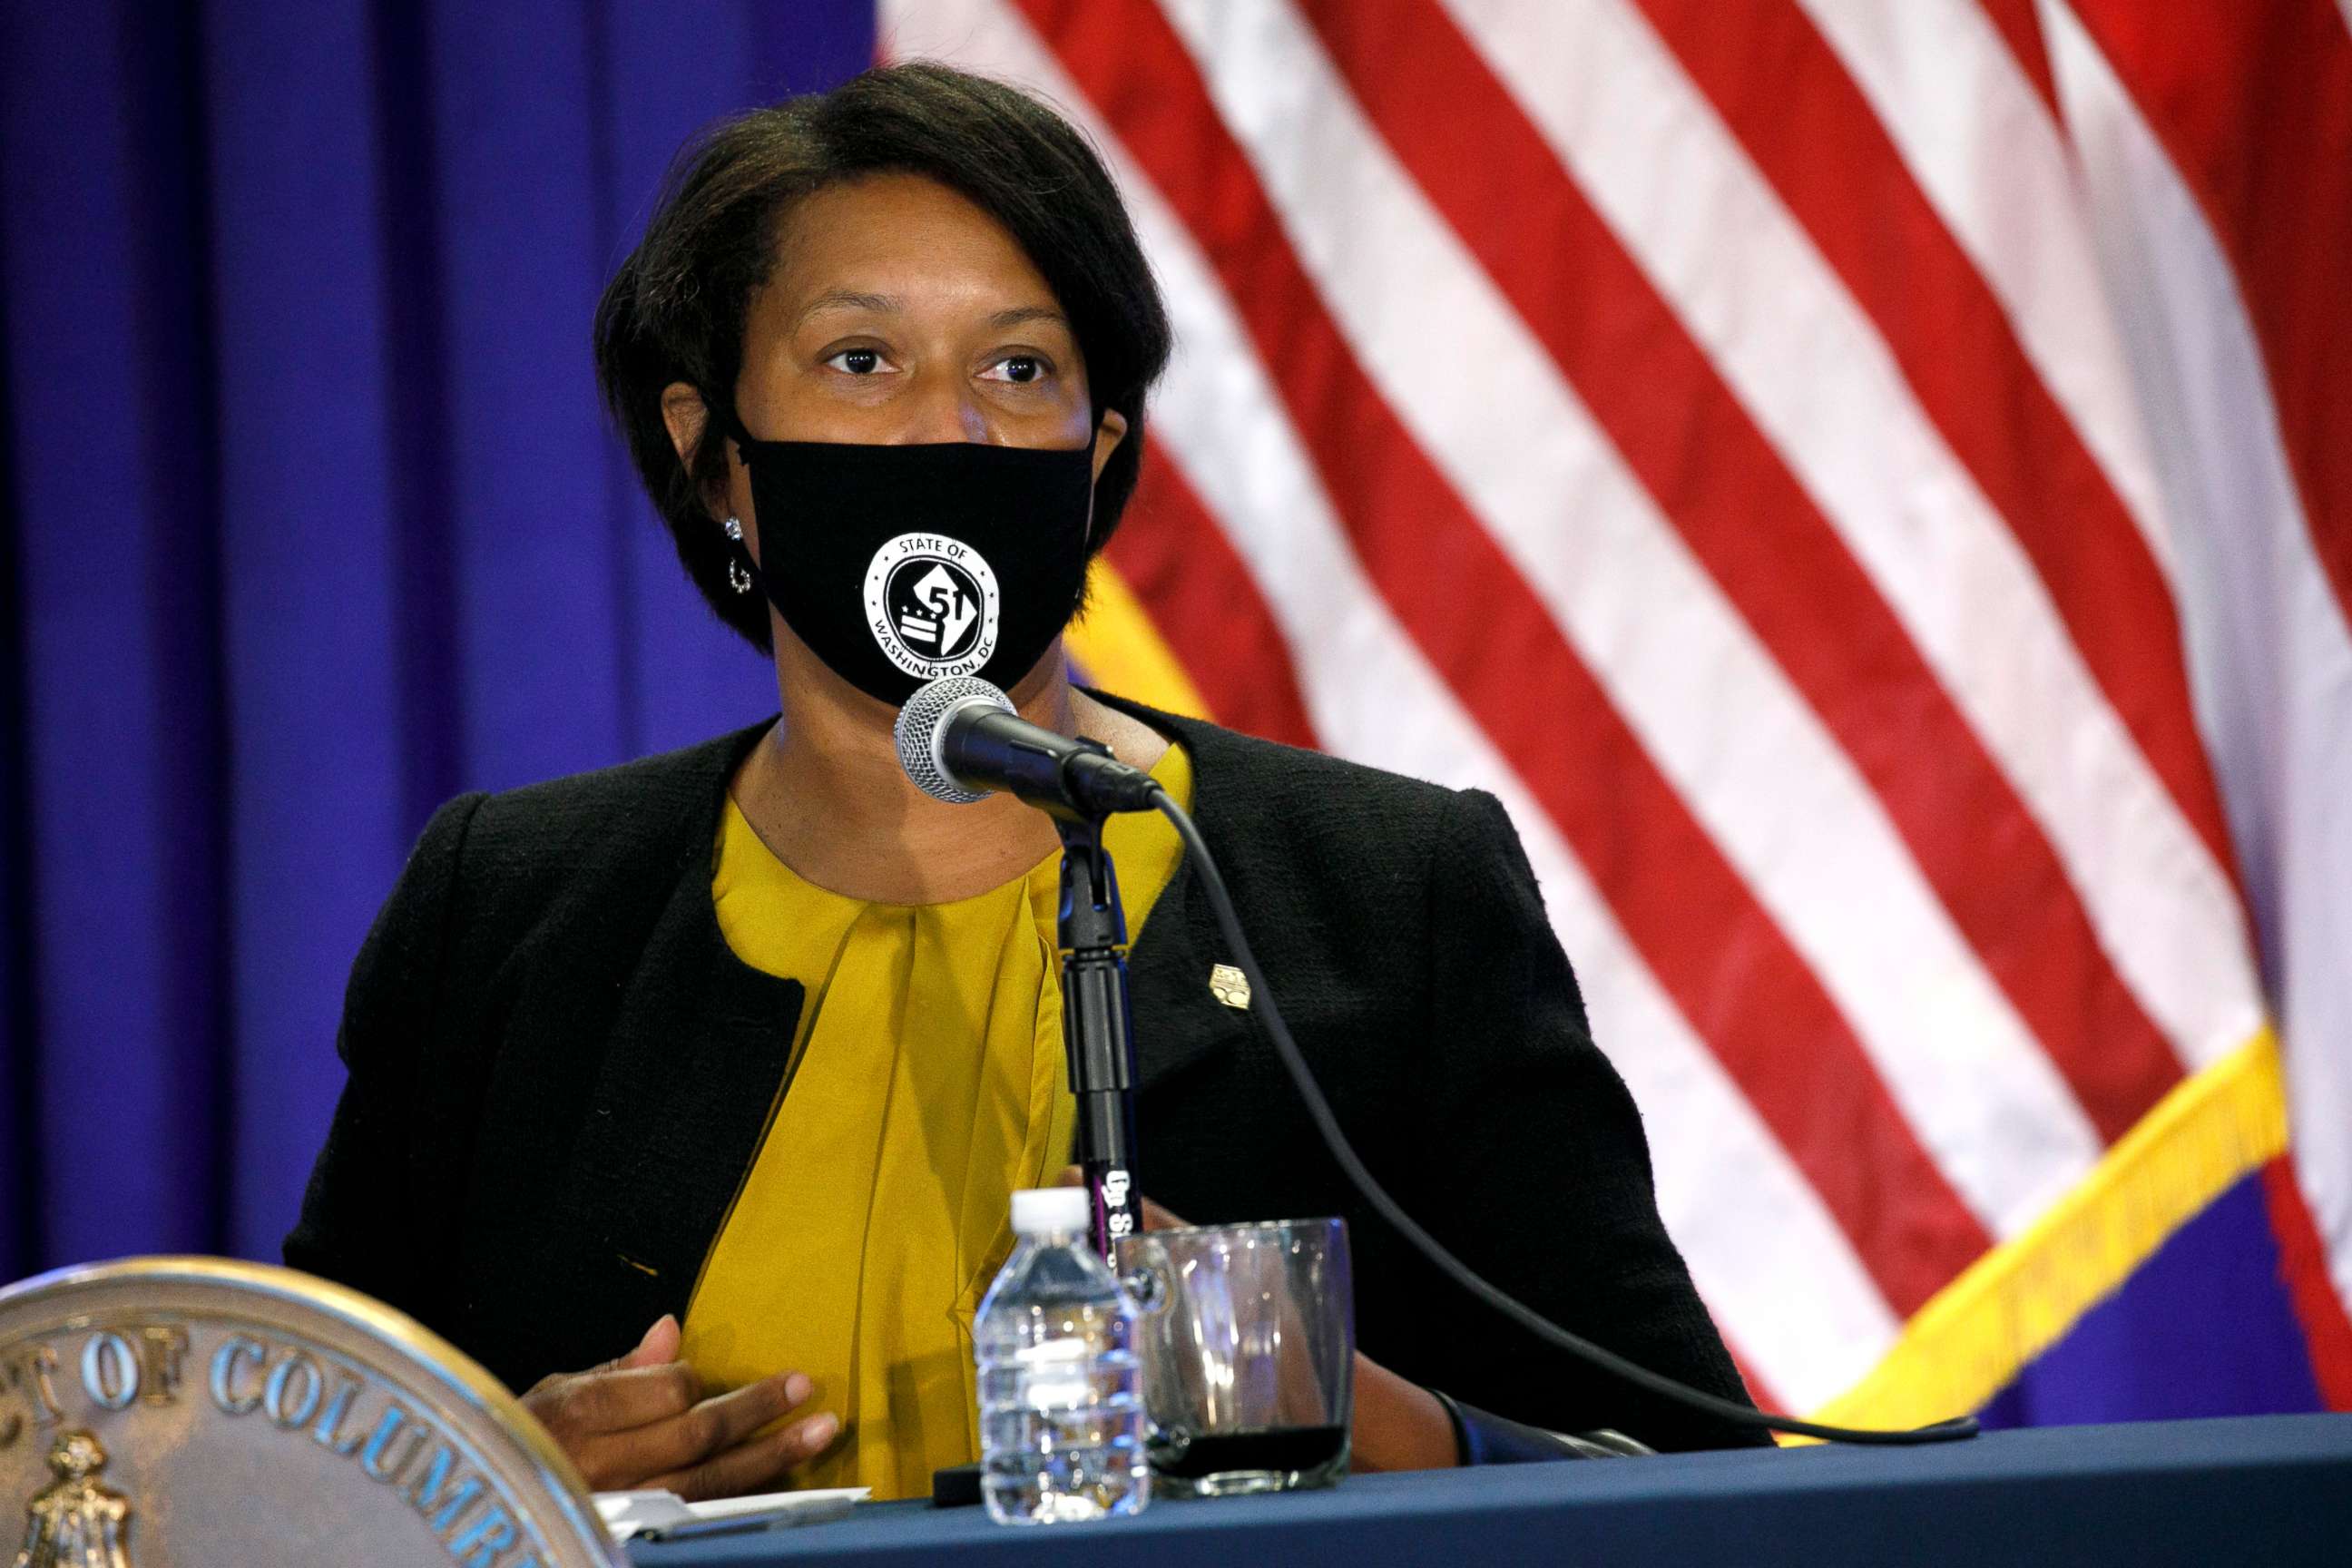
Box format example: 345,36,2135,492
1047,741,1144,1260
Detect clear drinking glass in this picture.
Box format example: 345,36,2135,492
1115,1218,1354,1497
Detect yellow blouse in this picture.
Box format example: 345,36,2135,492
681,743,1192,1501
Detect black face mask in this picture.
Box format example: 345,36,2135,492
720,414,1098,707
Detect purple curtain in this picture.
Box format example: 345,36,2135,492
0,0,874,1279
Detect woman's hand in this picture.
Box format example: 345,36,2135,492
519,1315,841,1499
1054,1168,1459,1472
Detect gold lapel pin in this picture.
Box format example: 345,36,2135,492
1209,963,1252,1011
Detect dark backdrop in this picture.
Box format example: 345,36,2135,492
0,0,874,1279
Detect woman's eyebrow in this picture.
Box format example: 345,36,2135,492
987,305,1071,331
796,288,898,327
792,294,1067,334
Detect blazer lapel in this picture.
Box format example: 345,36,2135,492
1108,696,1260,1093
1129,849,1253,1093
536,738,806,1362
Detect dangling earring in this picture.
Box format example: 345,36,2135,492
721,517,751,593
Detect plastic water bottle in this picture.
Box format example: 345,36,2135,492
975,1187,1151,1524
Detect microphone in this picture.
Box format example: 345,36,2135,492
899,674,1153,1257
894,676,1161,817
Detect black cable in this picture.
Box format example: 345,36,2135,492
1150,788,1978,1448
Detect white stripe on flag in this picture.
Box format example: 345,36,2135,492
1444,0,2266,1073
2043,0,2352,1308
1132,138,1909,1410
1795,0,2176,578
1157,0,2101,1235
879,0,1906,1402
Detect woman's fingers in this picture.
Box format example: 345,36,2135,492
520,1321,839,1496
573,1314,681,1377
542,1360,702,1437
647,1407,845,1503
522,1358,703,1490
619,1313,682,1370
581,1369,815,1485
1138,1194,1188,1232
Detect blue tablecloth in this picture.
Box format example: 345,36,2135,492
630,1413,2352,1566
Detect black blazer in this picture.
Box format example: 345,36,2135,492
285,701,1762,1452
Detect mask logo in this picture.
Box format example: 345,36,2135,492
864,533,1003,679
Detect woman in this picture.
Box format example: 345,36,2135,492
285,63,1761,1503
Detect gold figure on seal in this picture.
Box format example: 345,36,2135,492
11,1431,132,1568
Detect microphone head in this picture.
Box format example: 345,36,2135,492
895,675,1015,805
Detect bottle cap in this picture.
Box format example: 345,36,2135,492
1010,1187,1092,1237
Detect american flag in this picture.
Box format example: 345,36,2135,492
882,0,2352,1421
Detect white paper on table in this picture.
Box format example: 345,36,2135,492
593,1486,869,1542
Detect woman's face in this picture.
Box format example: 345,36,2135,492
705,172,1128,546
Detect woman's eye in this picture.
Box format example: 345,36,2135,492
826,348,886,376
982,355,1046,385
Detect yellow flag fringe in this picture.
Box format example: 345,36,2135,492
1807,1029,2288,1436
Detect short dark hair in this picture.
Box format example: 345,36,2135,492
592,62,1173,652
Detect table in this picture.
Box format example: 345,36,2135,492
630,1414,2352,1566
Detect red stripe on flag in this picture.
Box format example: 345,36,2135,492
2260,1157,2352,1410
2068,0,2352,651
1303,0,2184,1142
1634,0,2245,890
1109,445,1323,749
1019,0,1993,1314
1975,0,2063,125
